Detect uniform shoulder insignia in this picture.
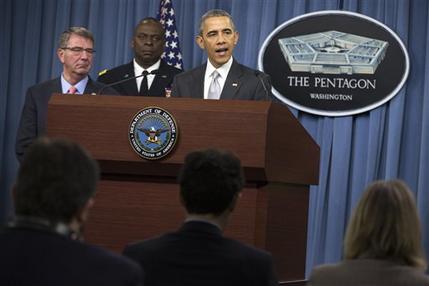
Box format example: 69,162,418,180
98,69,108,76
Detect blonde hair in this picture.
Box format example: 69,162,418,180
344,179,426,269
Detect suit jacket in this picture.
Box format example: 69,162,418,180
97,60,182,96
123,221,278,286
15,77,116,162
308,259,429,286
171,59,272,101
0,226,142,286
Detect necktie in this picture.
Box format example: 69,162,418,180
207,70,221,100
140,70,149,95
67,86,77,94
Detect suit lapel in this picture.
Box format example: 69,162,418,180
52,78,62,94
192,64,205,99
220,59,242,100
122,62,139,95
150,61,170,96
39,78,62,134
84,77,97,94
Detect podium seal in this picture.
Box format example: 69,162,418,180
129,107,178,160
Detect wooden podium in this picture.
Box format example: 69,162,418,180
47,94,319,282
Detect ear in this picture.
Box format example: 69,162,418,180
57,48,65,64
233,31,239,46
131,38,135,49
228,192,241,212
76,197,95,224
196,35,205,50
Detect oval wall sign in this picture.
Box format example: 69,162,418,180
258,10,409,116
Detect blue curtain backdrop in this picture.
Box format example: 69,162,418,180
1,0,428,276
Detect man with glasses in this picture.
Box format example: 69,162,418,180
15,27,117,162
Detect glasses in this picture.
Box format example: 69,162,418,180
62,47,96,55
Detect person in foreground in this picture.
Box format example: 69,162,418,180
0,137,142,286
171,9,272,100
308,179,429,286
15,27,117,163
123,149,278,286
97,17,182,96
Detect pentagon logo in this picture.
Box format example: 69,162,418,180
258,10,409,116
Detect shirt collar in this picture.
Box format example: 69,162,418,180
9,215,73,238
205,56,233,80
61,74,89,94
184,218,222,231
133,59,161,75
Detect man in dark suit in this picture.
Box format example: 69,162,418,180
97,17,182,96
123,149,278,286
171,9,271,101
15,27,117,163
0,137,143,286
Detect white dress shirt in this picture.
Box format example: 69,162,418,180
134,59,161,92
61,74,88,94
203,57,233,100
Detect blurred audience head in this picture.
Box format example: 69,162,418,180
178,148,244,216
344,179,426,269
14,137,99,227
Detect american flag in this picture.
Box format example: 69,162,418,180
157,0,183,70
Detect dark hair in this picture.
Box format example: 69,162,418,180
14,137,99,224
199,9,236,35
58,27,94,48
344,179,427,269
178,149,244,215
134,17,165,37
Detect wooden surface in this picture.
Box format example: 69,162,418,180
47,95,319,184
85,180,260,251
84,178,309,281
47,95,319,281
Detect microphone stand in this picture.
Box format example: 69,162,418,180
97,70,159,95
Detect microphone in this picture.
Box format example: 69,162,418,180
255,71,272,100
97,69,159,95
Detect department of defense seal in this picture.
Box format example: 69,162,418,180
129,107,178,160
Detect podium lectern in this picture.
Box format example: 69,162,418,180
47,95,319,281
